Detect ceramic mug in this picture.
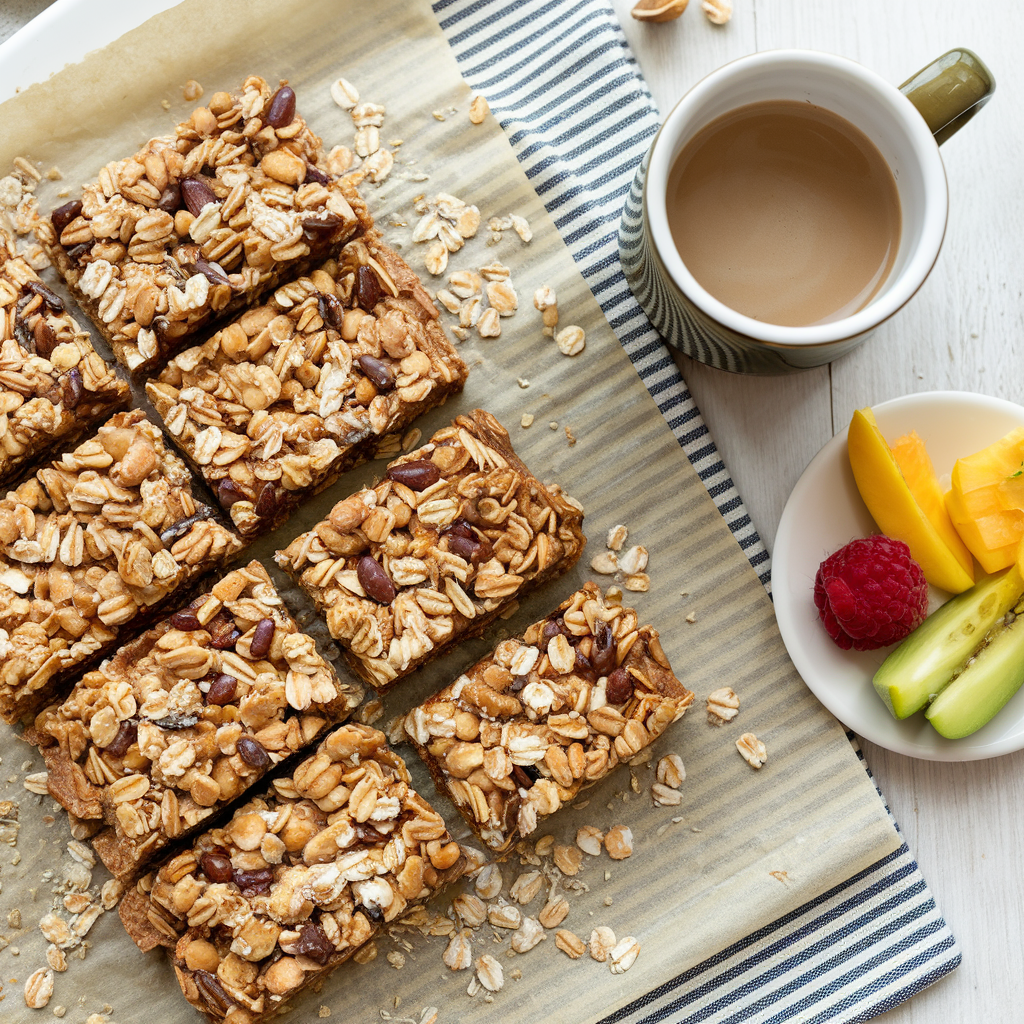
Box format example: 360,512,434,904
618,49,994,374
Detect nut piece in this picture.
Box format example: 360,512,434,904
589,925,617,962
707,687,740,724
604,824,633,860
737,732,767,769
631,0,689,21
609,935,641,973
469,95,490,124
702,0,732,23
24,968,54,1008
554,929,586,959
555,324,586,356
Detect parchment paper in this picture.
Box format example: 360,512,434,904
0,2,901,1022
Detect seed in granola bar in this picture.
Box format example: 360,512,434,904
357,354,396,391
105,720,138,758
266,85,297,128
205,674,238,706
357,555,397,604
200,849,233,883
237,735,271,769
605,667,634,704
180,176,218,217
51,199,82,236
356,265,383,311
386,460,441,491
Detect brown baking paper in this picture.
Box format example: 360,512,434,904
0,1,901,1021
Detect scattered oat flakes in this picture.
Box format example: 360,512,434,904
702,0,733,23
520,413,534,428
182,79,203,101
364,148,395,183
553,844,583,875
657,754,686,789
511,916,546,953
605,825,633,860
549,420,558,430
24,968,54,1009
589,925,617,962
707,687,740,724
319,1007,332,1018
330,76,359,109
624,573,650,592
685,611,697,623
564,425,577,447
478,261,509,281
618,545,649,575
556,324,586,356
487,279,518,316
476,954,504,992
443,931,473,970
554,929,586,959
353,941,378,964
475,862,503,900
509,870,544,904
477,307,501,338
517,378,530,389
591,551,618,575
652,782,683,807
539,896,569,929
606,524,628,551
737,732,767,769
387,950,406,969
46,945,67,972
424,240,449,276
469,94,490,124
609,936,641,974
510,214,532,242
487,899,521,930
576,825,605,856
23,771,49,795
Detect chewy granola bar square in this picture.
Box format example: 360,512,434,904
146,231,468,538
0,238,129,486
275,409,586,694
118,723,464,1024
36,76,373,375
404,582,694,852
31,560,361,881
0,408,243,723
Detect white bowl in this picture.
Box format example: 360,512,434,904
773,391,1024,761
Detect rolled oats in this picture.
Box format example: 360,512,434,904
509,870,544,904
510,916,545,952
476,307,501,338
468,95,490,124
604,825,633,860
609,935,641,973
737,732,767,769
707,686,740,724
575,825,605,856
555,325,586,356
624,573,650,592
475,954,503,992
702,0,733,24
277,410,586,695
24,967,54,1008
0,410,242,723
657,753,686,788
330,77,360,110
474,863,503,901
34,560,357,881
39,77,372,375
119,723,464,1019
590,552,618,575
443,931,473,970
651,782,683,807
554,929,585,959
486,899,521,930
589,925,617,962
404,582,692,852
553,844,583,876
538,896,569,929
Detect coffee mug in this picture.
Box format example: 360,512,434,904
618,49,994,374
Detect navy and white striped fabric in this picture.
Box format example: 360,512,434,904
431,2,961,1020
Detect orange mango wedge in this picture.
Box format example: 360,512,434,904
945,426,1024,573
848,408,975,593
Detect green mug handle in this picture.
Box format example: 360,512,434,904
900,48,995,146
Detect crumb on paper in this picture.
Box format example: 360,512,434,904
564,426,577,447
520,414,534,428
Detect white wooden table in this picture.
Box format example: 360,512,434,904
2,1,1022,1021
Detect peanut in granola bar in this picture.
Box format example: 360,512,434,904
118,723,464,1024
146,232,467,538
36,77,373,375
0,408,242,723
31,561,361,881
404,583,693,852
275,409,586,694
0,237,129,486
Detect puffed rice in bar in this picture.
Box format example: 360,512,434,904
37,76,373,375
30,561,361,881
275,409,586,693
146,232,467,538
405,582,693,852
118,723,464,1024
0,408,242,723
0,235,129,486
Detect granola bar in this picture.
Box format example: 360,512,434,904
0,237,129,486
404,583,693,852
119,723,464,1024
146,231,468,538
31,560,361,881
36,76,372,374
0,408,242,723
275,409,586,693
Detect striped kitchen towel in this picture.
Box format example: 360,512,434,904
431,1,961,1022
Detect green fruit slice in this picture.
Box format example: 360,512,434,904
925,599,1024,738
872,566,1024,719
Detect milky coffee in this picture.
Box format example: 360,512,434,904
667,100,901,328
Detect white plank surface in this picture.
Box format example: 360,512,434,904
610,1,1024,1021
3,1,1023,1021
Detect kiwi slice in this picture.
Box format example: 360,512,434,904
925,596,1024,738
872,566,1024,719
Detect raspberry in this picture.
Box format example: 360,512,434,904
814,536,928,651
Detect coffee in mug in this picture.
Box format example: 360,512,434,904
667,100,901,328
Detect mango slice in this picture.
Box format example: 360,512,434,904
848,408,974,593
947,426,1024,572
